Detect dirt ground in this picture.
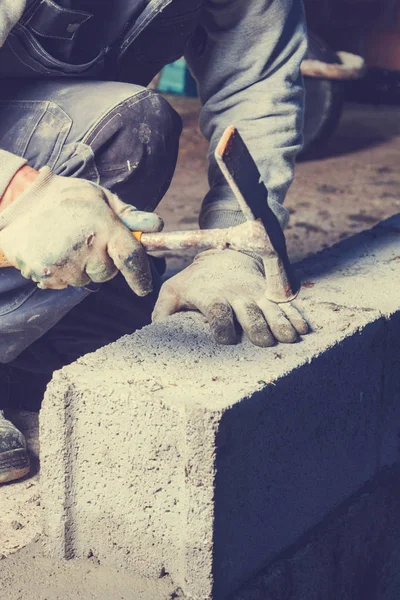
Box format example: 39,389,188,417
159,96,400,273
1,542,180,600
1,98,400,599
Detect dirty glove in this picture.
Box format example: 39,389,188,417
153,249,309,346
0,167,163,294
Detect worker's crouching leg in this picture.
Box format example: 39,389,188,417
0,262,163,411
72,88,183,212
0,81,182,398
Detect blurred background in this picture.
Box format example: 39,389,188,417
151,0,400,274
307,0,400,73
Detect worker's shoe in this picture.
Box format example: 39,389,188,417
0,411,30,484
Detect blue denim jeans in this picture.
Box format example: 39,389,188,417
0,79,181,405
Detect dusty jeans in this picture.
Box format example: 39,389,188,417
0,79,181,406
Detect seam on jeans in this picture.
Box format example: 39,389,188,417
21,0,42,24
120,0,174,54
9,27,102,74
86,112,123,149
0,285,38,317
81,89,153,146
65,142,100,184
28,24,88,42
6,36,54,75
18,104,51,159
0,101,50,108
144,5,203,29
123,92,160,110
45,103,73,169
31,0,92,19
19,25,102,70
0,101,50,157
94,163,130,174
0,99,72,170
26,1,92,41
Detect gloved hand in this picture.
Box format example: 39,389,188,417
153,249,309,346
0,167,163,294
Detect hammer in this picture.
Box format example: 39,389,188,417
0,127,298,303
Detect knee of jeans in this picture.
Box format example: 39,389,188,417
121,91,183,173
88,90,183,209
140,90,183,145
114,90,182,160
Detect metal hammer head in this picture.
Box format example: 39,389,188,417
215,126,299,303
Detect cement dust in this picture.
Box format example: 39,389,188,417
0,413,181,600
0,412,41,559
1,542,181,600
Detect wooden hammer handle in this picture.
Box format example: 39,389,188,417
0,222,270,270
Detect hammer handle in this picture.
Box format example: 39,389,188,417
0,222,270,269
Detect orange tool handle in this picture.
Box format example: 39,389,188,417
0,231,144,270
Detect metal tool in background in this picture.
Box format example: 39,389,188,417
0,127,298,303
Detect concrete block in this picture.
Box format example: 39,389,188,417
380,310,400,466
231,467,400,600
40,216,400,600
297,214,400,317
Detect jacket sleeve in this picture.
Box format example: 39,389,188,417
0,1,29,198
185,0,307,230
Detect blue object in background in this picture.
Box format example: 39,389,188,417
157,58,198,97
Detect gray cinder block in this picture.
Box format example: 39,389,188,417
40,215,400,600
231,467,400,600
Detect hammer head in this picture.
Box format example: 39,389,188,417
215,126,299,303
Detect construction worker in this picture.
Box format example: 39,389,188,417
0,0,308,484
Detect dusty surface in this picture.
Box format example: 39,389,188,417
1,542,179,600
0,417,180,599
232,468,400,600
38,215,400,599
0,412,40,559
159,97,400,273
1,98,400,597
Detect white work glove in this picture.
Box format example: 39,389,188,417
153,249,309,346
0,167,163,294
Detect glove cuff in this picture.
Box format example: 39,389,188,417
0,167,53,230
195,248,265,274
0,150,28,200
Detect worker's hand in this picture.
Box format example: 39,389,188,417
0,167,163,294
153,249,309,346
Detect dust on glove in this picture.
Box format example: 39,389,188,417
0,167,163,295
153,249,309,347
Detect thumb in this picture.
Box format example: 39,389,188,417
152,284,181,322
104,189,164,233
